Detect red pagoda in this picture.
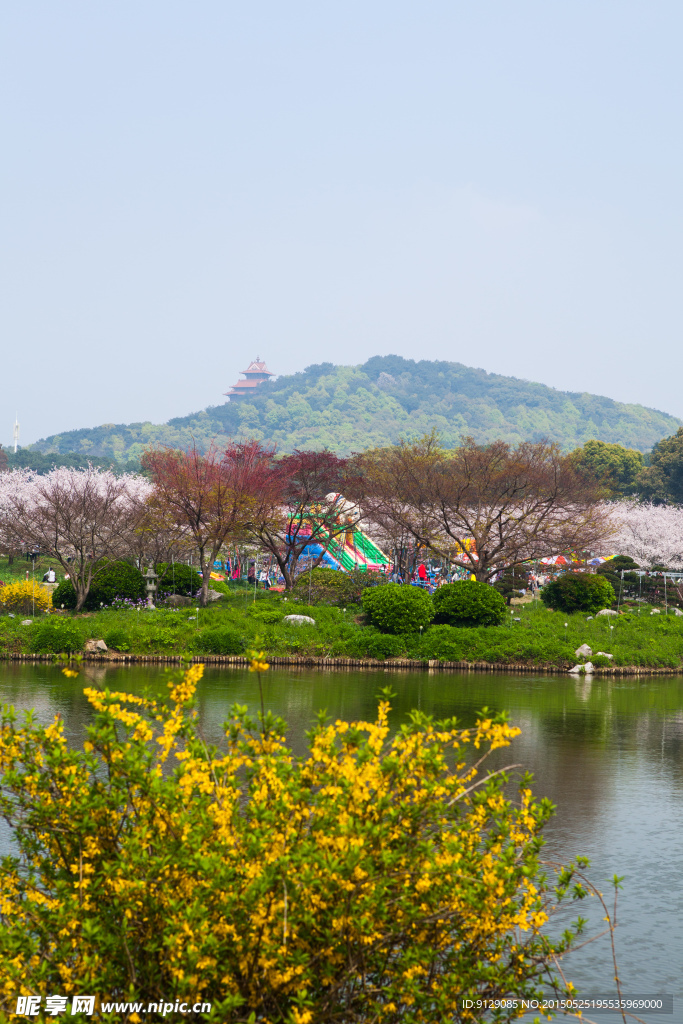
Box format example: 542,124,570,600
224,357,275,400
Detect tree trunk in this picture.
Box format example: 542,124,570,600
200,543,221,607
200,567,211,607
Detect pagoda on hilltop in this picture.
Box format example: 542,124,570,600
224,357,275,400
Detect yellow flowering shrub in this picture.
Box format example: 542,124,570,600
0,579,52,615
0,663,599,1022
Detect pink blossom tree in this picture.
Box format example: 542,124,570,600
4,467,152,611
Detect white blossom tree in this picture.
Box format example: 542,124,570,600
609,501,683,570
0,468,37,567
4,467,152,611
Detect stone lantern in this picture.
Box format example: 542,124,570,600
144,565,158,609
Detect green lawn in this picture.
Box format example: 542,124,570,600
0,555,49,586
1,579,682,669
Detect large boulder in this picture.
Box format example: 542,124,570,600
85,639,108,653
283,614,316,626
575,643,592,658
597,608,618,617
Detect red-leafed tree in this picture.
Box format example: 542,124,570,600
142,442,280,606
246,449,358,591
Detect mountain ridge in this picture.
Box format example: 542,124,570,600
29,355,681,460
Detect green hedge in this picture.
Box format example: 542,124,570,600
541,573,615,614
432,581,506,627
362,584,433,635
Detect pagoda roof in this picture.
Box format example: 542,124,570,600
224,356,275,398
241,357,274,376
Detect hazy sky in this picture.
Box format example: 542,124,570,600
2,1,683,446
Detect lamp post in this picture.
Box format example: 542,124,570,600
144,566,158,610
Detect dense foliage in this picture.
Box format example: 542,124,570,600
362,583,434,635
433,581,507,627
28,617,84,654
28,356,680,460
192,626,245,655
637,425,683,504
0,662,596,1021
53,561,146,611
570,439,643,496
156,562,202,597
541,573,616,614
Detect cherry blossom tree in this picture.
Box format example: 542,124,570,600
4,467,152,611
0,468,37,567
609,501,683,570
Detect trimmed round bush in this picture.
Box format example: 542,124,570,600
91,562,145,607
541,573,615,614
432,581,506,627
362,583,433,635
53,561,146,611
28,618,84,654
157,563,202,598
193,627,245,655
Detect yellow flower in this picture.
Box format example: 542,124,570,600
246,649,270,673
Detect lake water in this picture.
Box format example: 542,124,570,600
1,661,681,1021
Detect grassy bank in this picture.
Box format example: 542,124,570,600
1,585,683,669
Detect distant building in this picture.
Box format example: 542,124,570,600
224,357,275,401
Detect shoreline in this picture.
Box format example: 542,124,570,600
1,652,681,675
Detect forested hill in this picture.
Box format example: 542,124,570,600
30,355,681,461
